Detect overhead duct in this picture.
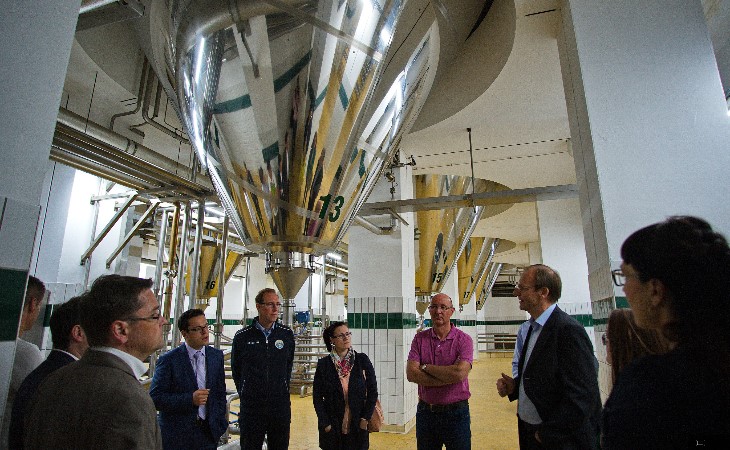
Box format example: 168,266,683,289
414,175,506,298
141,0,439,322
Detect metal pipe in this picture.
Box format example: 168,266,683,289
82,178,103,288
153,210,169,295
214,215,229,348
50,147,151,191
141,65,189,143
172,202,192,347
110,58,148,131
79,0,119,14
162,203,181,348
320,256,327,328
307,271,313,332
105,201,159,268
188,199,205,309
352,215,399,235
242,256,250,325
57,108,210,190
80,194,139,263
54,123,207,195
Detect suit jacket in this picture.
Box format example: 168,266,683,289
313,351,378,450
9,349,75,449
509,306,601,449
150,344,228,449
24,349,162,450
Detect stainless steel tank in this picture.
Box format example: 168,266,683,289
143,0,436,322
457,237,498,309
476,262,502,311
414,175,504,297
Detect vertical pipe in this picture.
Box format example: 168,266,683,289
242,256,250,325
214,216,229,348
162,202,180,349
172,202,191,347
320,256,327,329
153,210,169,296
82,178,104,288
307,272,313,333
188,199,205,310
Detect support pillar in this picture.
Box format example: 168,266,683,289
348,164,416,433
558,0,730,399
0,0,80,436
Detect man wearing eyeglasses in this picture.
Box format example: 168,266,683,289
407,293,474,450
231,288,295,450
495,264,601,449
24,275,166,449
150,308,228,449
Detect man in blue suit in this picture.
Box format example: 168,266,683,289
151,308,229,450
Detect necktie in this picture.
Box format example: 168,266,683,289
194,350,206,419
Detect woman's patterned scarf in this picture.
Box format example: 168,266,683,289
330,348,355,379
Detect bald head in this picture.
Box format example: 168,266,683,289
431,293,453,308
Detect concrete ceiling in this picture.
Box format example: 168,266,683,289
64,0,730,268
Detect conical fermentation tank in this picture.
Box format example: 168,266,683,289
414,175,503,301
457,237,499,310
476,262,502,311
143,0,435,323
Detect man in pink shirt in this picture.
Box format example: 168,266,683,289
407,293,473,450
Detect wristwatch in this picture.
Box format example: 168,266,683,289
420,363,428,372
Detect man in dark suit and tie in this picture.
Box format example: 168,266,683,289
150,308,229,450
24,275,166,449
496,264,601,449
8,294,88,449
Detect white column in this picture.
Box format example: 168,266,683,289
558,0,730,399
0,0,80,434
348,164,416,432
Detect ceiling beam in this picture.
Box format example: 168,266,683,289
358,183,578,215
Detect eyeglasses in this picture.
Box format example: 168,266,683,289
428,304,453,312
601,333,608,346
187,325,212,334
611,269,625,287
124,313,162,323
258,302,283,309
332,332,352,340
514,284,536,291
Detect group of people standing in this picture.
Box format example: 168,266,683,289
4,214,728,449
493,215,730,449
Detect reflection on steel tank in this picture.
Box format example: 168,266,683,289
457,237,499,309
414,175,507,297
141,0,438,306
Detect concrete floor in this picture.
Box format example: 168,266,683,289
282,353,519,450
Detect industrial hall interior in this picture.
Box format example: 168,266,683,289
1,0,729,449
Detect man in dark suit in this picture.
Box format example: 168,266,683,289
496,264,601,449
24,275,166,449
150,308,229,449
9,294,88,449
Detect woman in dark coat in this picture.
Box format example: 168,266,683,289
313,321,378,450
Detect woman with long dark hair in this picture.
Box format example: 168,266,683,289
313,322,378,450
604,308,669,385
602,216,730,448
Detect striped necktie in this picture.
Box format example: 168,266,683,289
194,350,206,419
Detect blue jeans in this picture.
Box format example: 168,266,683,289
416,402,471,450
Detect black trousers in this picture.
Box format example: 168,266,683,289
518,417,543,450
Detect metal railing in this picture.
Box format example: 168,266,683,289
477,332,517,353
